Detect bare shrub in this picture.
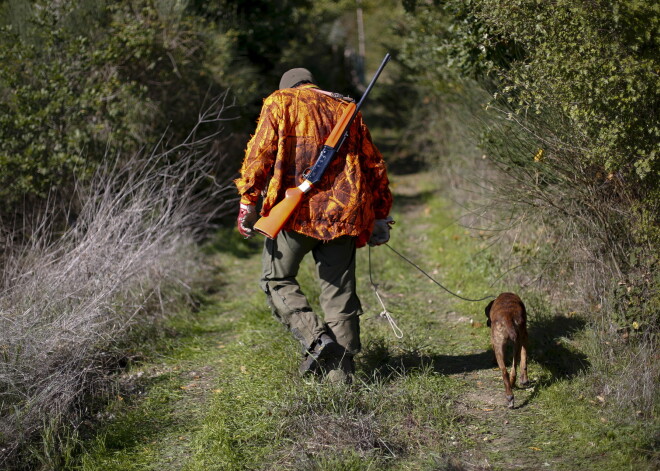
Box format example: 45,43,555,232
0,94,236,468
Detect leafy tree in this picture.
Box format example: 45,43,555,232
0,1,220,221
399,0,659,245
0,0,369,230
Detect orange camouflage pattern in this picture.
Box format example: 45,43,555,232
235,84,392,246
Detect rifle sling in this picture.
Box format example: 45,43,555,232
307,86,355,103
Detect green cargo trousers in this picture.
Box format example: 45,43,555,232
260,230,362,355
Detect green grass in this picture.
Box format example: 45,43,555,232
72,172,657,471
527,377,658,471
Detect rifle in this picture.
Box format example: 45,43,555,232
253,52,391,239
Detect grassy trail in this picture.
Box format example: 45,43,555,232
76,172,652,471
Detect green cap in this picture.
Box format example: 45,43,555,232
279,68,314,89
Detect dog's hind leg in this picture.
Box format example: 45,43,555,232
493,339,514,408
511,339,521,388
519,331,529,386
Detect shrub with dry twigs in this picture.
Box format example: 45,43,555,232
0,95,236,468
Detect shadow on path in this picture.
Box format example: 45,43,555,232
527,315,589,380
391,189,437,211
360,315,589,386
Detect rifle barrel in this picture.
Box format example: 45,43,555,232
335,52,391,151
356,53,391,111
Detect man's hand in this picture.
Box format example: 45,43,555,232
237,204,258,238
369,216,395,246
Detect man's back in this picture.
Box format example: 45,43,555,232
236,84,391,245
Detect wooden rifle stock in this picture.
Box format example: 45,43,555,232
253,53,391,239
253,184,308,239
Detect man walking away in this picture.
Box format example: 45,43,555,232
235,67,393,383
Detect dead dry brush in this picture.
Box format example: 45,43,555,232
0,95,236,468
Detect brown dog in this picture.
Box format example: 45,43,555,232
485,292,529,408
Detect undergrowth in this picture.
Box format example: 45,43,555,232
0,99,234,470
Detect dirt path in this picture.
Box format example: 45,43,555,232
391,172,558,470
84,171,620,470
454,370,548,470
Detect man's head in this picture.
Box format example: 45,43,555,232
279,68,315,90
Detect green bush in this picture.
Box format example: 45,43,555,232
399,0,659,291
398,0,659,416
0,25,132,206
0,1,216,216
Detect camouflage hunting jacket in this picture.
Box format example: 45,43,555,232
235,84,392,246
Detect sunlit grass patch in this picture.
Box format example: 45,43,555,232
526,377,658,471
186,306,296,469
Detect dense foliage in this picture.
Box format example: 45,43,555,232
0,0,364,230
400,0,658,234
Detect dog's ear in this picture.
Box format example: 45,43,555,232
485,300,494,327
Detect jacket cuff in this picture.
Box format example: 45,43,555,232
374,208,390,220
240,194,258,206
